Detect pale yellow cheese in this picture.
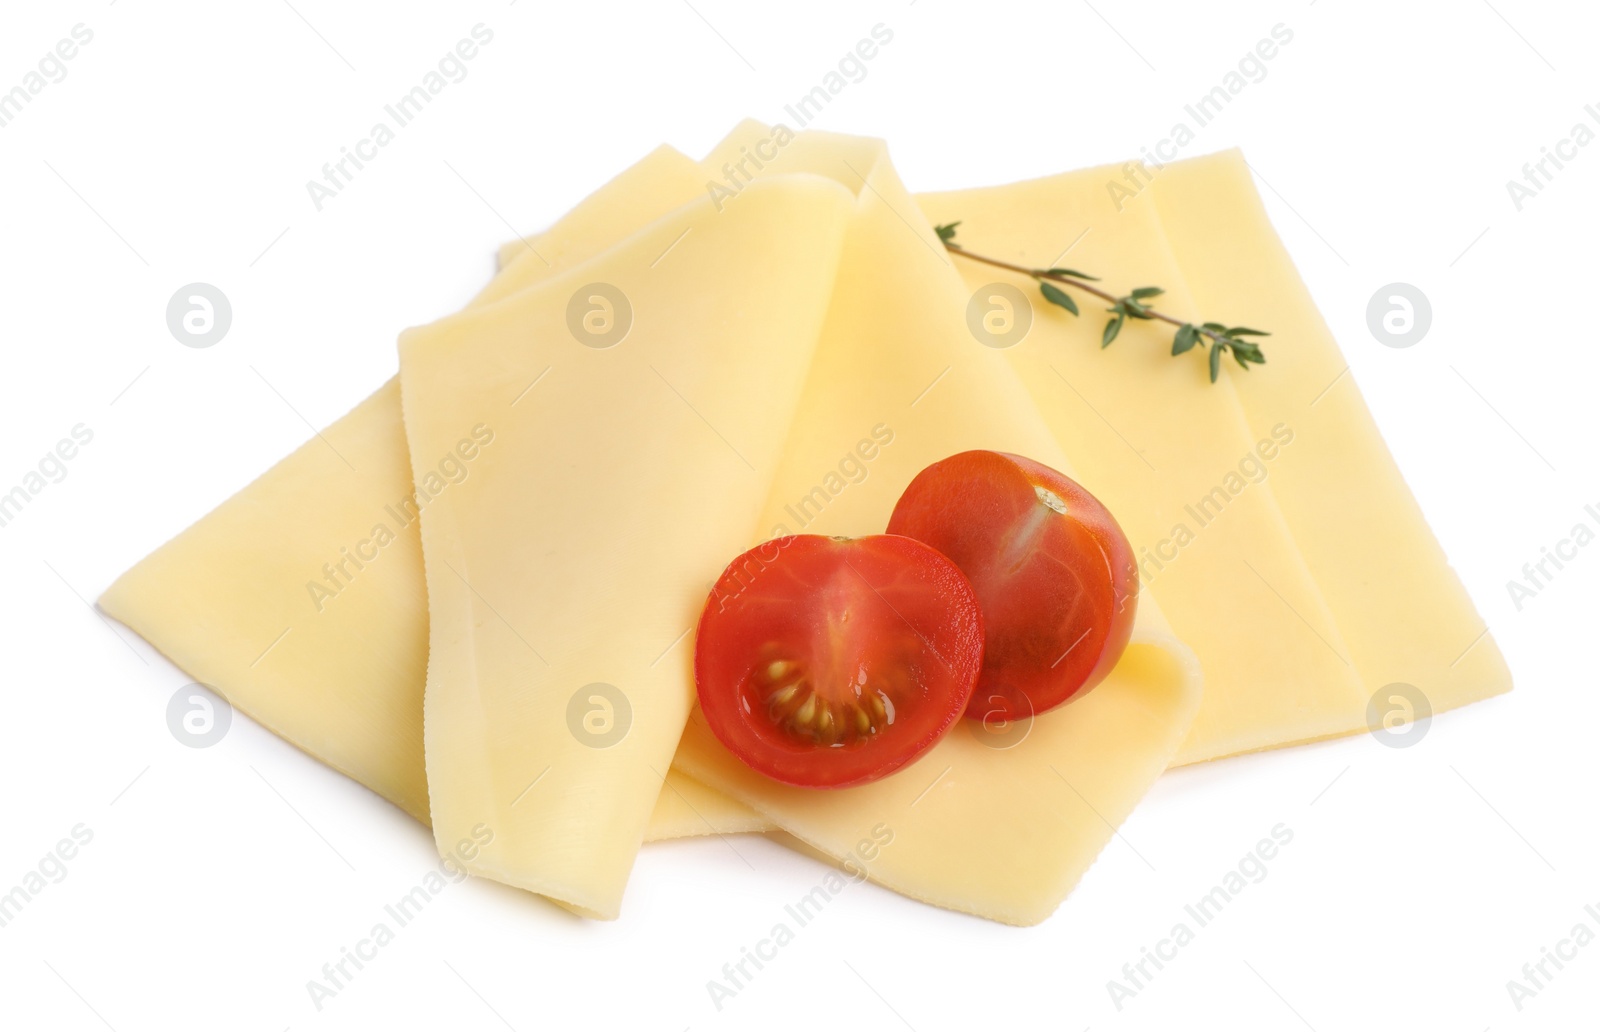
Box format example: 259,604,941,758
681,645,1196,924
98,383,765,843
914,156,1510,761
396,173,855,918
1148,152,1511,730
665,124,1203,925
101,379,434,819
103,123,1506,924
477,143,711,307
915,172,1361,761
647,769,773,840
99,146,771,844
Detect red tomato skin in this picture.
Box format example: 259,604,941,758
886,451,1136,721
694,534,984,789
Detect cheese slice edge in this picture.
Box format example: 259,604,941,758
397,172,857,917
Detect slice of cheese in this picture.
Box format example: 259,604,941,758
667,124,1204,925
101,379,434,819
99,145,772,843
98,379,765,842
648,769,773,841
103,122,1506,924
916,172,1362,762
914,156,1511,762
1147,152,1511,732
477,143,711,308
681,644,1196,924
395,173,855,918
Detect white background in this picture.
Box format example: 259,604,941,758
1,1,1596,1029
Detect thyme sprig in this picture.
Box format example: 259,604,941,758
935,222,1269,382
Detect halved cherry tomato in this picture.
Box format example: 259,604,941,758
694,534,984,789
887,451,1136,722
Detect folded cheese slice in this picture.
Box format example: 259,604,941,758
98,381,763,843
98,146,770,844
667,124,1204,925
914,154,1511,762
396,173,855,917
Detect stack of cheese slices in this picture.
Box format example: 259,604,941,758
100,121,1511,926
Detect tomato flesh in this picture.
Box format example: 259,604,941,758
886,451,1136,722
694,534,984,789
